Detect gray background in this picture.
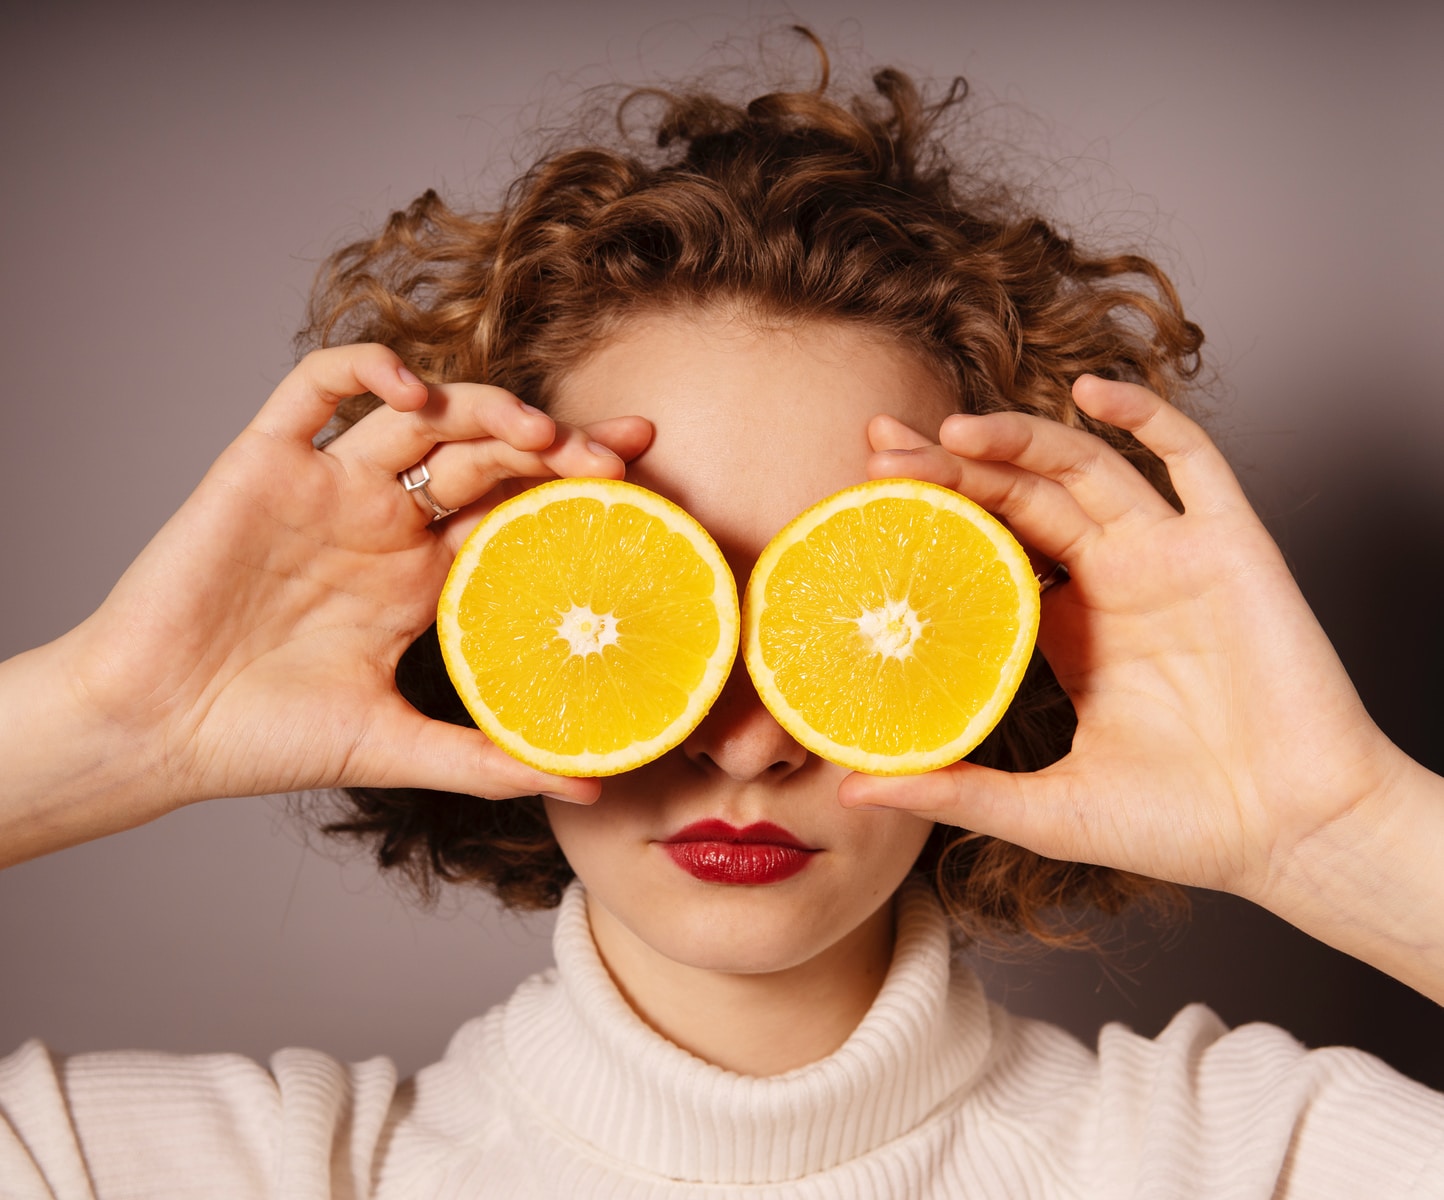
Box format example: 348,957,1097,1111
3,3,1441,1086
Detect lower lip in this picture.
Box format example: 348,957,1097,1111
662,841,816,885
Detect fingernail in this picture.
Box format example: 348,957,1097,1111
398,366,422,387
850,804,894,812
880,447,927,457
541,791,587,804
587,441,620,459
519,401,546,415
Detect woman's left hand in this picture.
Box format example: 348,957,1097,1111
845,375,1444,999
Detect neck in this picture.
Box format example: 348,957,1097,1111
584,892,897,1076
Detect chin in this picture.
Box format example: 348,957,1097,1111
656,913,832,975
614,872,885,976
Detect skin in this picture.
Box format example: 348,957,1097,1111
857,377,1444,1004
0,346,650,861
2,311,1441,1079
541,310,946,1074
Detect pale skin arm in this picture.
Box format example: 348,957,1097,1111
845,374,1444,1004
0,343,652,868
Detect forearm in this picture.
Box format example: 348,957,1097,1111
0,631,183,868
1255,746,1444,1005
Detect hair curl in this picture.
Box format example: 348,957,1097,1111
303,36,1201,948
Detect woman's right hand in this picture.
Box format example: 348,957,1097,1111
0,343,652,866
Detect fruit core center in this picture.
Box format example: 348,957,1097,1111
555,604,620,656
854,598,926,660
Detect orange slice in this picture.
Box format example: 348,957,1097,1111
742,479,1039,775
437,478,739,776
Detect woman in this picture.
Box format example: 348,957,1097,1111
2,43,1442,1197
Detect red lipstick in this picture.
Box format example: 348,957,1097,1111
660,820,817,885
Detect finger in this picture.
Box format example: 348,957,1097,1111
867,413,935,453
838,761,1075,861
251,344,429,443
580,415,654,463
939,408,1179,529
329,382,557,476
408,421,630,520
867,439,1100,566
1071,375,1249,515
349,698,601,803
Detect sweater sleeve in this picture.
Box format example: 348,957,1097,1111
1094,1004,1444,1198
0,1038,399,1200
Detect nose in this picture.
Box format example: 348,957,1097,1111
682,661,809,781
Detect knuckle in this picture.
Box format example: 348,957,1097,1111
450,382,517,409
1055,451,1099,491
343,342,395,369
999,470,1036,513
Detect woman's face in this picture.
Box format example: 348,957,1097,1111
543,308,954,979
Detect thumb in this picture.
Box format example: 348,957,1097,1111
839,759,1068,854
345,699,601,804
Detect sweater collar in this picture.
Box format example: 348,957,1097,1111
498,878,994,1185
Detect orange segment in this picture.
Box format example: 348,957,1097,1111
743,479,1039,775
438,478,739,776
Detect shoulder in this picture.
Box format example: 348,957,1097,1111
1,1037,399,1199
980,1002,1444,1197
0,998,534,1200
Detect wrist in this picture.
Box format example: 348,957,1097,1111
0,627,190,867
1255,740,1444,1003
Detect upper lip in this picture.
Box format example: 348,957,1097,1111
662,819,813,850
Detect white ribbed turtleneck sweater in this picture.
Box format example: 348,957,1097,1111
493,879,991,1185
3,881,1442,1197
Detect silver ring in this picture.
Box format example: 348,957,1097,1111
1036,562,1070,593
399,461,458,522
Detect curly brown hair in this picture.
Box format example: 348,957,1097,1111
303,35,1202,948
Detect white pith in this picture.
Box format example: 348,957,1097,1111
854,597,926,660
554,605,621,656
